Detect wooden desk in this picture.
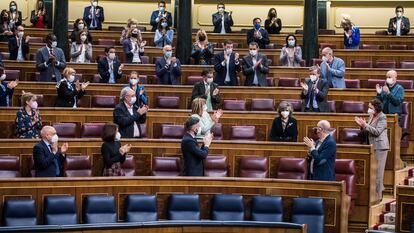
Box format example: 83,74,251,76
395,185,414,233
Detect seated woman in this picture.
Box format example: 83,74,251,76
122,28,146,64
190,98,222,139
154,17,174,48
55,67,89,108
15,92,42,138
70,29,93,63
280,34,302,67
269,101,298,142
191,29,214,65
127,71,148,108
69,18,92,43
30,0,48,28
264,8,282,34
101,122,132,176
341,14,360,49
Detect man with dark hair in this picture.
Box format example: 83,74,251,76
35,33,66,82
181,116,213,176
246,17,269,49
388,6,410,36
214,40,240,86
83,0,105,30
300,65,329,112
212,2,233,34
98,46,124,83
191,69,221,111
8,25,29,61
150,1,172,32
242,42,269,86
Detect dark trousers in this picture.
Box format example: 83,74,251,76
305,107,320,112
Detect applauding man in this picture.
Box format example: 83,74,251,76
212,2,233,34
214,40,241,86
156,45,182,85
242,42,269,86
300,66,329,112
376,70,405,120
246,17,270,49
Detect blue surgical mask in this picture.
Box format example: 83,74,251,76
161,22,168,28
165,51,172,58
254,23,261,30
159,7,165,12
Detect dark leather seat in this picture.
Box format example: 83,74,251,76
344,79,361,88
160,124,185,139
0,155,20,177
360,44,381,50
28,36,44,44
92,95,117,108
140,123,147,138
397,80,414,89
319,29,335,35
156,96,180,109
351,60,373,68
251,196,283,222
151,156,181,176
121,155,136,176
98,39,115,46
276,157,308,180
278,77,300,87
140,56,149,64
0,52,10,60
291,198,325,233
83,195,117,224
211,194,244,221
231,126,256,141
400,102,411,148
223,100,246,111
239,156,268,178
4,70,20,81
93,74,101,83
328,100,337,113
341,101,364,113
186,76,204,85
81,123,106,138
308,127,337,141
44,195,77,225
375,60,396,69
211,123,223,140
64,155,92,177
204,155,228,177
251,98,275,111
312,58,322,66
339,128,363,144
335,159,357,212
400,61,414,69
389,44,408,50
374,30,388,35
168,194,200,220
366,79,385,88
266,77,275,86
53,122,79,138
281,99,302,112
2,199,37,226
125,194,157,222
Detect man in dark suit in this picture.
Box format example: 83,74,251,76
300,65,329,112
83,0,104,30
98,46,124,84
181,116,213,176
33,126,68,177
150,1,172,32
304,120,336,181
113,87,148,139
156,45,182,85
388,6,410,36
214,40,241,86
191,69,221,111
8,25,29,61
246,17,270,49
242,42,269,86
212,2,233,34
0,70,18,107
35,33,66,82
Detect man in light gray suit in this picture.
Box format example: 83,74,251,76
36,33,66,82
320,47,346,88
242,42,269,86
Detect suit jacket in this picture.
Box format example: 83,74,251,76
363,112,389,150
35,46,66,82
101,141,126,168
156,57,182,85
388,16,410,35
113,102,146,138
97,57,122,83
309,134,336,181
377,83,405,115
246,28,270,49
83,6,104,30
70,42,93,63
7,11,22,29
212,12,233,33
33,140,65,177
300,78,329,112
8,36,29,60
242,54,269,86
55,79,85,107
30,10,49,27
264,18,282,34
320,57,346,88
191,81,221,110
181,132,209,176
269,116,298,142
213,52,241,86
150,10,172,32
0,81,14,107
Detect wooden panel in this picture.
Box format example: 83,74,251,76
396,185,414,233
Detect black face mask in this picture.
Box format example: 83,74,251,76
131,33,138,38
2,17,8,21
270,13,276,18
199,35,206,41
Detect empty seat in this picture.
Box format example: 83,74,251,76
360,44,381,50
121,155,136,176
375,60,396,69
400,61,414,69
389,44,407,50
265,44,275,49
0,52,10,60
168,194,200,220
366,79,385,88
204,155,228,177
251,196,283,222
44,195,77,225
0,155,20,177
211,194,244,221
281,99,302,112
344,79,361,88
291,198,325,233
108,26,124,31
92,95,117,108
140,56,149,64
223,100,246,111
375,30,388,35
156,96,180,109
278,77,300,87
186,76,204,85
53,123,79,138
339,128,363,144
231,126,256,141
151,156,181,176
401,102,411,148
341,101,364,113
211,123,223,140
92,74,102,83
125,194,157,222
335,159,357,211
276,157,308,180
3,199,37,226
266,77,275,86
28,36,43,44
98,39,115,46
239,156,268,178
81,123,105,138
351,60,373,68
4,70,20,81
251,98,275,111
64,155,92,177
397,80,414,89
83,195,117,224
328,100,336,113
319,29,335,35
160,124,185,139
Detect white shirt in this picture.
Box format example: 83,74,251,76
17,37,23,61
220,14,226,34
396,18,402,36
224,53,231,82
78,45,86,63
252,56,258,85
131,39,143,63
126,103,140,137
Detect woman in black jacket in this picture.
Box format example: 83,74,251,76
269,101,298,142
55,67,89,107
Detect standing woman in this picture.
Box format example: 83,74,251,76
264,8,282,34
101,123,132,176
122,28,146,64
69,18,93,43
280,34,302,67
30,0,48,28
70,30,93,63
355,99,389,201
154,17,174,48
55,68,89,108
190,98,222,139
7,1,22,30
191,29,214,65
341,15,360,49
15,92,42,138
269,101,298,142
0,10,13,42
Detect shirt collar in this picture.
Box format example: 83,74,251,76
42,139,51,147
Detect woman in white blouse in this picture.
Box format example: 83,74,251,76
70,30,93,63
190,98,223,138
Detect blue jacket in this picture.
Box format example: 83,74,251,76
343,26,360,49
377,83,405,115
33,140,65,177
83,6,104,30
0,81,14,107
156,56,182,85
320,57,346,88
181,133,209,176
150,10,172,32
309,134,336,181
126,83,148,107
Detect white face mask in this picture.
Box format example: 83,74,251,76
197,127,202,135
386,78,394,85
68,75,75,83
226,48,233,55
108,53,116,60
51,134,59,144
322,56,328,62
203,105,208,112
51,41,57,48
129,96,137,105
397,12,402,18
92,1,98,7
115,132,121,141
310,75,317,82
288,40,295,47
206,78,213,84
30,101,38,110
130,79,138,85
281,111,290,118
218,8,224,13
18,31,24,37
0,74,6,81
249,50,257,57
78,24,85,30
80,35,87,41
367,108,375,115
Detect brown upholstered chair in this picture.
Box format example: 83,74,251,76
160,124,185,139
156,96,180,109
53,123,79,138
186,76,204,85
327,101,337,113
311,58,322,66
4,70,20,81
276,157,308,180
266,77,275,86
375,60,396,69
251,99,275,111
335,159,357,212
92,95,117,108
278,77,300,87
204,155,228,177
351,60,373,68
360,44,381,50
400,61,414,69
81,123,106,138
230,126,256,141
0,52,10,60
28,37,44,44
121,155,136,176
400,102,411,148
239,156,268,178
151,157,181,176
98,39,116,46
339,128,363,144
211,123,223,140
281,99,302,112
140,56,149,64
341,101,364,113
366,79,384,89
0,155,20,177
397,80,414,89
64,155,92,177
344,79,361,88
223,100,246,111
389,44,408,50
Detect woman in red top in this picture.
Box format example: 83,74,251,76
30,0,48,28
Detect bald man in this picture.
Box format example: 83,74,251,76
303,120,336,181
320,47,346,88
376,70,405,119
33,126,68,177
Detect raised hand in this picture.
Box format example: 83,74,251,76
25,35,30,43
171,57,177,64
303,137,315,150
81,81,90,90
7,80,18,89
60,142,69,153
234,53,239,60
137,105,149,115
375,84,382,94
75,80,81,91
203,132,213,147
300,82,308,92
382,85,390,94
212,88,219,96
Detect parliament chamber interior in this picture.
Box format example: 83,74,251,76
0,0,413,232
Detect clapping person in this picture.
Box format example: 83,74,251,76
97,46,124,83
154,17,174,48
55,68,89,108
212,2,233,34
69,18,93,43
156,45,182,85
70,30,93,63
123,28,146,64
191,30,214,65
15,92,42,139
242,42,269,86
127,71,148,108
191,69,221,111
83,0,104,30
341,15,360,49
300,66,329,112
214,40,241,86
8,25,29,61
246,17,270,49
269,101,298,142
375,70,405,120
0,10,13,42
30,0,48,28
320,47,346,88
120,18,140,44
280,34,302,67
0,70,18,107
388,6,410,36
35,33,67,82
191,98,223,139
7,1,22,30
264,8,282,34
150,1,172,32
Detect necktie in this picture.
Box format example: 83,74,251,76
308,82,315,108
48,145,60,177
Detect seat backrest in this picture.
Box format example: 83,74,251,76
366,79,385,89
319,43,336,50
251,98,275,111
92,95,117,108
344,79,361,88
81,123,106,138
360,44,381,50
3,199,37,226
335,159,357,199
276,157,308,180
93,74,102,83
125,194,157,222
211,194,244,221
312,58,322,66
375,60,396,69
44,195,77,225
266,77,275,86
156,96,180,109
4,70,20,81
281,99,302,112
251,196,283,222
231,126,256,141
339,128,363,144
0,155,20,177
341,101,364,113
204,155,228,177
28,36,44,44
291,198,325,233
319,29,335,35
351,60,373,68
400,102,411,129
327,100,336,113
160,124,185,139
239,156,268,178
98,39,115,46
121,155,136,176
64,155,92,177
211,123,223,140
400,61,414,69
389,44,408,50
53,122,79,138
168,194,200,220
278,77,300,87
397,80,414,89
83,195,117,224
140,56,149,64
151,156,181,176
223,100,246,111
186,76,204,85
0,52,10,60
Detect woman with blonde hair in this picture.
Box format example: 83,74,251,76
15,92,42,138
120,18,141,44
122,27,146,64
340,14,360,49
55,67,89,107
190,98,223,138
191,29,214,65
